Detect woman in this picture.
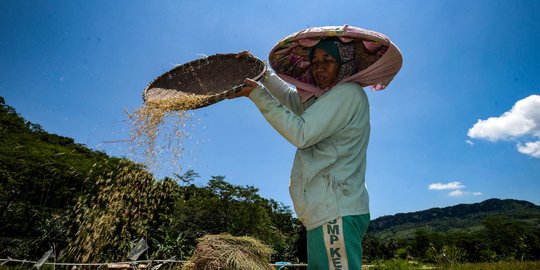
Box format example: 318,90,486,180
229,37,371,270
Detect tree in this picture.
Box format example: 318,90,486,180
482,216,524,259
409,229,431,260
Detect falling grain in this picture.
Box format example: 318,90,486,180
128,92,211,172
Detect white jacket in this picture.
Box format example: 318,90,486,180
249,70,370,230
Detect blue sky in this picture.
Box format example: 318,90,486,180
1,0,539,218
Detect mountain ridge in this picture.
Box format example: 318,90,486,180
368,198,540,238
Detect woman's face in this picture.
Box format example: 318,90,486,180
311,48,339,89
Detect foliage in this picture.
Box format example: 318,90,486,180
0,97,305,264
427,244,465,266
2,97,540,266
370,259,427,270
444,260,540,270
368,260,540,270
170,172,303,262
363,197,540,264
0,97,120,260
363,234,399,261
362,217,540,264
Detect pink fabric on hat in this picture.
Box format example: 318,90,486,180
269,25,403,103
341,40,402,89
295,38,402,102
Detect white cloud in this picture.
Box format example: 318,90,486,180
428,181,465,190
449,190,464,197
465,140,474,145
449,190,483,197
428,182,483,197
468,95,540,140
467,95,540,158
517,141,540,158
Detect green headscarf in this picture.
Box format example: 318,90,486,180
308,38,342,64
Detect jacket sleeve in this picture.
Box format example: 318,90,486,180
249,82,364,149
259,69,304,115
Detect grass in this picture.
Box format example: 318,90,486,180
364,259,540,270
366,259,432,269
445,260,540,270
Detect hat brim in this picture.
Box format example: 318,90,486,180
268,25,403,93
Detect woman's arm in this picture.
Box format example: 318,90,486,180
248,83,365,149
259,69,304,115
228,51,303,115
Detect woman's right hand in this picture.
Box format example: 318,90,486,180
227,51,261,99
236,50,258,60
227,78,259,99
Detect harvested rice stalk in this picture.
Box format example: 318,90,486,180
183,234,274,270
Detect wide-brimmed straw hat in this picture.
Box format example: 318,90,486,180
269,25,403,101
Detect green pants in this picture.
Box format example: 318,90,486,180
306,214,370,270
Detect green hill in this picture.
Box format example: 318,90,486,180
368,198,540,239
362,199,540,262
0,97,123,237
0,97,303,263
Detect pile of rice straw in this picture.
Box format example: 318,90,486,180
182,234,274,270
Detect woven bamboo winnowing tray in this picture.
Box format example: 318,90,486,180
143,53,266,110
